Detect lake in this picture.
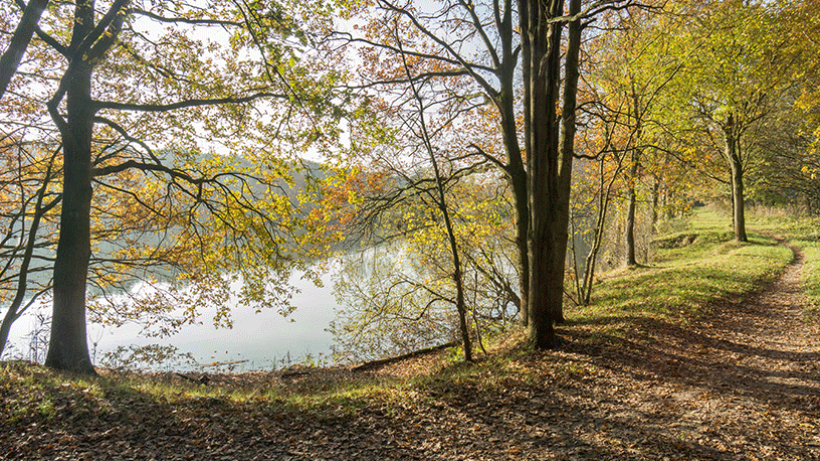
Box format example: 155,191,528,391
5,267,341,372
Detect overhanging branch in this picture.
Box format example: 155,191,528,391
94,92,287,112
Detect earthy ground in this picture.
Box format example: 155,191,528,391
2,243,820,460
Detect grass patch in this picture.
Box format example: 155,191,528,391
0,362,109,426
567,208,792,345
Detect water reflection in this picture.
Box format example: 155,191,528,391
5,267,339,372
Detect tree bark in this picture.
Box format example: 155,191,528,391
493,0,529,327
625,152,639,267
651,175,660,229
44,0,98,374
521,0,562,349
509,155,530,327
724,114,747,242
729,170,736,233
498,108,529,327
730,156,747,242
521,0,580,348
552,0,582,324
45,72,96,374
625,86,644,267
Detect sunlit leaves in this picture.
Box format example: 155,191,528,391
0,0,352,345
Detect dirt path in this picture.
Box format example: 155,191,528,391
545,242,820,460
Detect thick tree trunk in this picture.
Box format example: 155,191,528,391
522,0,562,349
521,0,580,348
519,0,534,329
45,65,96,373
44,1,96,374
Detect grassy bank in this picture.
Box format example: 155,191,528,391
563,208,793,346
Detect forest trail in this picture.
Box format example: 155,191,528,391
563,239,820,460
673,239,820,456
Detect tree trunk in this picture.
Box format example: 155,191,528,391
497,89,529,327
581,151,625,306
625,87,643,267
399,39,472,362
521,0,580,348
730,156,747,242
510,160,530,327
44,1,97,374
625,154,639,267
552,0,581,324
521,0,562,349
492,0,529,328
724,115,747,242
729,170,736,232
0,312,17,359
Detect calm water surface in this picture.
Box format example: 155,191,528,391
6,268,340,371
